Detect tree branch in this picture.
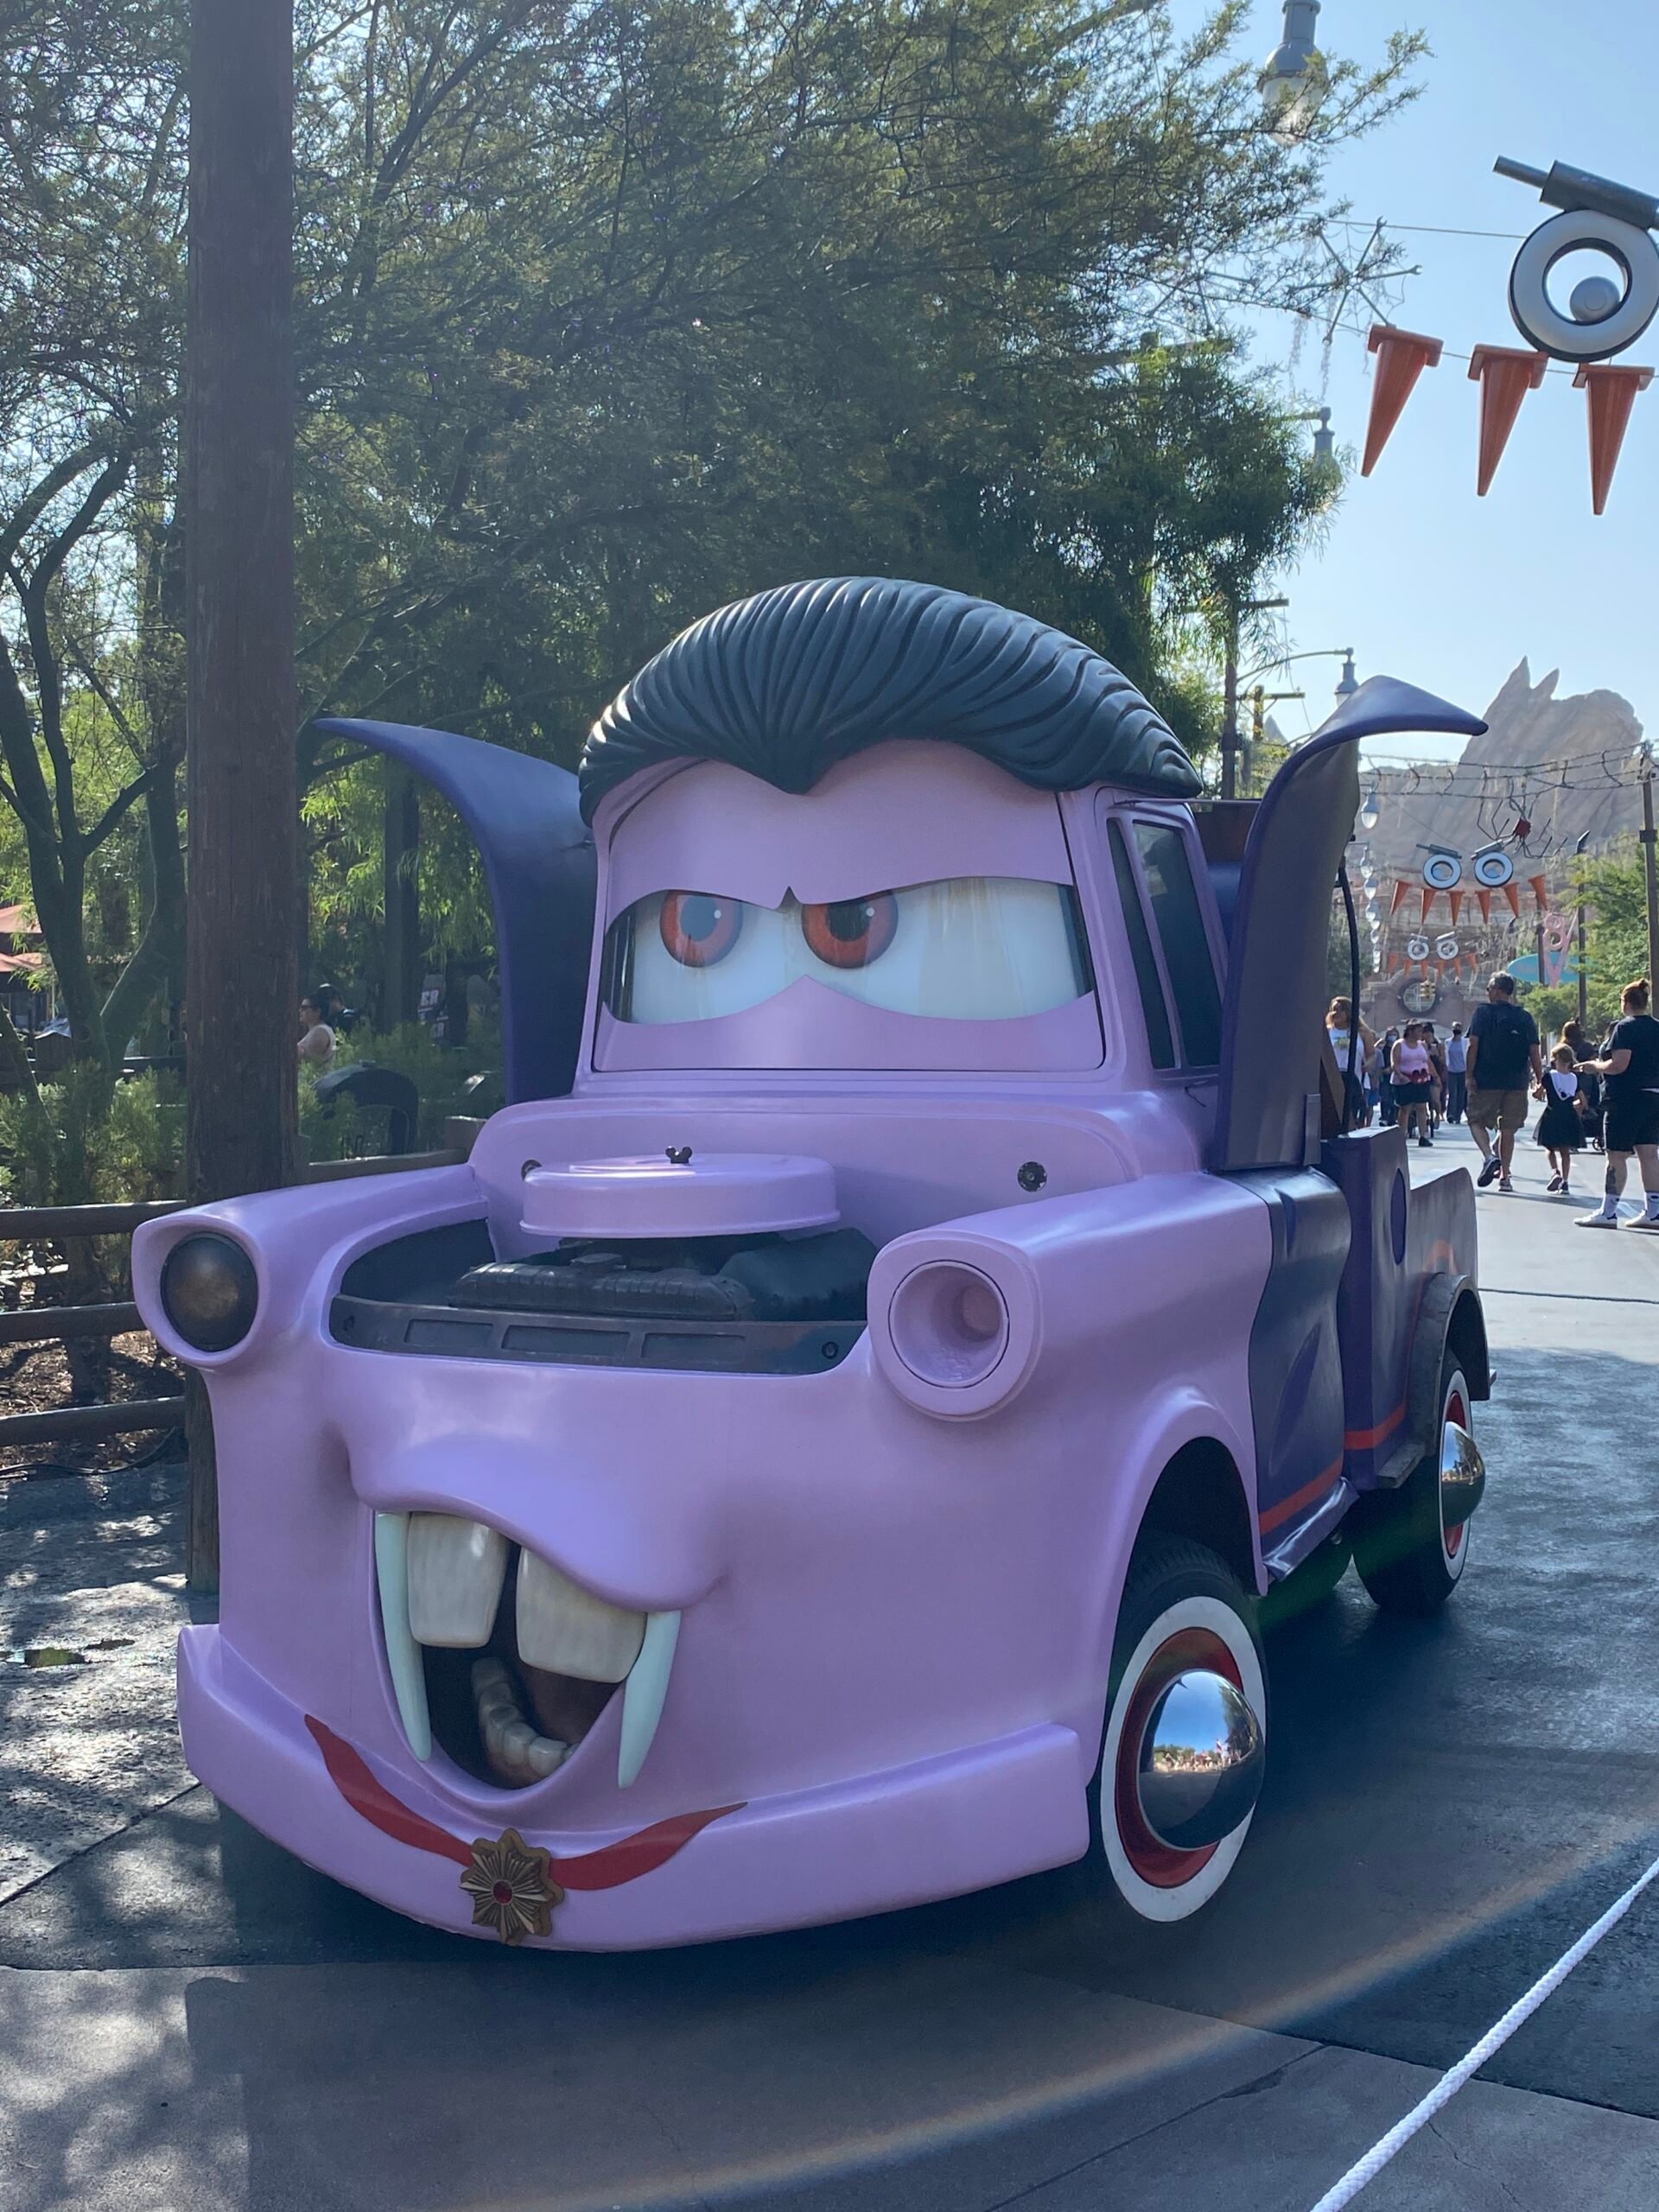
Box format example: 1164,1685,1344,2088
83,766,158,857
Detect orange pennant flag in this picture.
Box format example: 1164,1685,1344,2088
1420,886,1435,924
1503,882,1522,918
1390,879,1413,918
1469,344,1548,494
1448,887,1465,926
1363,326,1445,475
1574,362,1653,515
1476,888,1493,924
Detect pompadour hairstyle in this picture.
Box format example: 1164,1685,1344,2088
578,575,1200,819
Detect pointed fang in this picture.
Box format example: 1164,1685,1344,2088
618,1611,680,1789
374,1512,432,1761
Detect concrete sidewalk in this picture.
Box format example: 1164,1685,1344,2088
0,1459,197,1904
2,1950,1656,2211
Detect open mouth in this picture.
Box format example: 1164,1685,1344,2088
372,1513,679,1791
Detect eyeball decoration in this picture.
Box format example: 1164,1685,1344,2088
1471,846,1515,888
799,894,899,970
1507,200,1659,365
1406,935,1430,963
659,891,744,967
1435,934,1459,962
1421,850,1462,891
1495,157,1659,512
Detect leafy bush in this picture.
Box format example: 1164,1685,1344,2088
0,1065,184,1212
299,1019,502,1162
0,1067,184,1362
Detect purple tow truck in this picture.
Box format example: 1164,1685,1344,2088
134,578,1493,1948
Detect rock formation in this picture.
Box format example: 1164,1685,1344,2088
1357,662,1648,1033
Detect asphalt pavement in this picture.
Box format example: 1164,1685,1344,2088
3,1121,1658,2210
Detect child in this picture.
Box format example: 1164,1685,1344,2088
1535,1043,1584,1194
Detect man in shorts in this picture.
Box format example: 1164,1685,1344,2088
1575,977,1659,1229
1464,972,1542,1194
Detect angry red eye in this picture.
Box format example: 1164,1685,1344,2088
801,893,899,969
659,891,743,968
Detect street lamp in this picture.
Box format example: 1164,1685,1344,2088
1260,2,1327,137
1240,645,1359,696
1287,404,1337,467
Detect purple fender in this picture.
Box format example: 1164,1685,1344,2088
132,1155,1274,1946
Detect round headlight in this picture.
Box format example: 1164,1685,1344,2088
887,1261,1008,1389
160,1233,258,1352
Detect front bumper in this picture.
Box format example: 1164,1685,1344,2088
179,1625,1089,1949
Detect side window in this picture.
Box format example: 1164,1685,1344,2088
1109,821,1175,1069
1133,820,1223,1066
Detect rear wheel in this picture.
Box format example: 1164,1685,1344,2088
1090,1537,1267,1923
1353,1356,1476,1615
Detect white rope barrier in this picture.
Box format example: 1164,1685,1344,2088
1306,1845,1659,2211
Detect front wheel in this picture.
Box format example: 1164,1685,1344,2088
1352,1355,1478,1616
1090,1537,1267,1924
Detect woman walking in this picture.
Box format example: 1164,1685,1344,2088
1424,1024,1447,1131
1535,1043,1584,1196
1392,1021,1435,1148
1378,1025,1400,1127
1325,998,1376,1128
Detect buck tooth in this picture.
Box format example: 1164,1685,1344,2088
407,1514,507,1647
618,1611,680,1789
374,1513,432,1761
516,1550,645,1682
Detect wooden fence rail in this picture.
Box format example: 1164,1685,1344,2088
0,1118,483,1452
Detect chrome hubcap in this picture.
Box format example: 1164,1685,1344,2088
1440,1415,1484,1552
1135,1669,1266,1853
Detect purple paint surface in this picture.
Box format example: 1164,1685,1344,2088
133,710,1479,1948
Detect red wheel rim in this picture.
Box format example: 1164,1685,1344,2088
1113,1626,1243,1888
1443,1385,1469,1557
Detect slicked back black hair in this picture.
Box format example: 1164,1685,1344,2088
579,576,1200,819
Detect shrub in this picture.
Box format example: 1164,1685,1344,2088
299,1018,501,1162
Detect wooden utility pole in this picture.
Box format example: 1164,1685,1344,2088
183,0,298,1588
1219,593,1289,799
1220,608,1240,801
1575,831,1589,1031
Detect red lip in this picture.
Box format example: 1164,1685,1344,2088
306,1714,741,1891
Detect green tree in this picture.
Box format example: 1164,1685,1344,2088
1576,842,1654,1027
289,0,1420,974
2,0,1423,1054
0,0,187,1068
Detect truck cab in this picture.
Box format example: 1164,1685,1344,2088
135,576,1493,1947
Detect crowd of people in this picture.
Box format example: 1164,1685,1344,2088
1325,974,1659,1230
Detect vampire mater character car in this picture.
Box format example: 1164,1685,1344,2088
136,578,1492,1948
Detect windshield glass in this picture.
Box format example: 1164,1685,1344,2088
601,876,1092,1027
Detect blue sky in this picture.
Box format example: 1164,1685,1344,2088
1167,2,1659,759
